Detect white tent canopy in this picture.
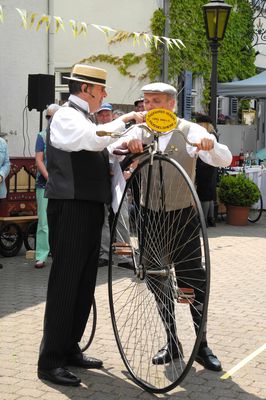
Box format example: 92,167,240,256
218,70,266,98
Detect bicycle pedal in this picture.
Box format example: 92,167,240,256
112,242,133,256
177,288,195,304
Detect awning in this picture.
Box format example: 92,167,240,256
217,70,266,98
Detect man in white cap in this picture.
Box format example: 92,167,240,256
112,82,232,371
37,64,145,387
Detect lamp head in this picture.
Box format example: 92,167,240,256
202,0,232,41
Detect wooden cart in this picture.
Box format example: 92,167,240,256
0,157,38,256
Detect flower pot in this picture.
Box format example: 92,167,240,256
226,205,250,226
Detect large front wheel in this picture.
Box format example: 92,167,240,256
108,155,210,393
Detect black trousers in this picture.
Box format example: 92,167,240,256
143,207,207,344
38,199,104,370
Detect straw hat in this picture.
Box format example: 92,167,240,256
64,64,108,87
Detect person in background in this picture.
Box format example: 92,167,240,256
94,103,115,268
134,97,145,112
34,104,61,269
113,109,125,119
95,102,113,124
0,136,10,269
37,63,145,387
195,115,218,227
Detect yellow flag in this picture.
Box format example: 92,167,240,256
78,22,88,36
16,8,27,29
69,19,78,37
54,16,65,33
92,24,116,37
0,6,4,23
36,15,50,32
29,13,38,29
132,32,141,46
153,35,163,49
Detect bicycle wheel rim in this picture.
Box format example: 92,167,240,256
248,195,263,223
109,155,210,393
79,297,97,352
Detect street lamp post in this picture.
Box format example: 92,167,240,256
202,0,232,130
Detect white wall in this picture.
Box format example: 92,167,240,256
54,0,158,105
0,0,49,157
218,124,257,155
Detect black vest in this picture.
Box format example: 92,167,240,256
45,106,111,204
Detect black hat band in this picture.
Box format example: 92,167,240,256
72,73,106,84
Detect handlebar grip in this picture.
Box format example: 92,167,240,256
113,148,130,155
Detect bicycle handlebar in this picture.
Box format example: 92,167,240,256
96,123,198,147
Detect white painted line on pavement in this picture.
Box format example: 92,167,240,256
221,343,266,380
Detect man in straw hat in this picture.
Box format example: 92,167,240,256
111,82,232,372
37,64,145,386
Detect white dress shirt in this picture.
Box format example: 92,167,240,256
50,95,126,152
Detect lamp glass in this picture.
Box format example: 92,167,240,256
203,2,232,41
217,10,229,39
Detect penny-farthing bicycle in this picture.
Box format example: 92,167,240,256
99,109,211,393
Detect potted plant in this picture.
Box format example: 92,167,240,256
217,173,261,226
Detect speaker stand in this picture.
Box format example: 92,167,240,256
39,110,43,132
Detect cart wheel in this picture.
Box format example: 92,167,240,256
23,221,38,250
79,297,97,352
0,223,23,257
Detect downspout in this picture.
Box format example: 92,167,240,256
48,0,54,75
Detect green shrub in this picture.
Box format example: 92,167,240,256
218,173,260,207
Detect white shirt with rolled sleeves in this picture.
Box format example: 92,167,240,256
109,120,232,168
50,95,126,152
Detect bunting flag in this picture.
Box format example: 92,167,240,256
0,5,4,23
69,19,78,37
16,8,27,29
54,16,65,33
1,4,185,49
29,12,38,29
91,24,117,36
36,15,51,32
79,22,88,36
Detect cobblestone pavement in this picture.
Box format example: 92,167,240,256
0,214,266,400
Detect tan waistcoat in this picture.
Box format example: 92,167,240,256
139,119,196,211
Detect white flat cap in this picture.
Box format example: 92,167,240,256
141,82,177,96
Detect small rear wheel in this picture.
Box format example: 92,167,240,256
0,223,23,257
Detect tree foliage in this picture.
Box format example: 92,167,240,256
149,0,256,107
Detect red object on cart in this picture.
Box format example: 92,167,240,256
0,157,37,217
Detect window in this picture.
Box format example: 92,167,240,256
55,69,71,105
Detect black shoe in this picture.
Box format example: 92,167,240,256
207,218,216,227
67,353,103,369
98,258,108,268
152,342,183,365
118,260,134,270
195,346,222,371
37,367,81,386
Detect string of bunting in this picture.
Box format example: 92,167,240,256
0,4,185,50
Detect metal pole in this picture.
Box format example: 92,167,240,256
39,110,43,132
162,0,170,83
210,40,218,131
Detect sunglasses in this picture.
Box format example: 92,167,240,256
46,115,52,120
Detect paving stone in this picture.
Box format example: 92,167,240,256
0,215,266,399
